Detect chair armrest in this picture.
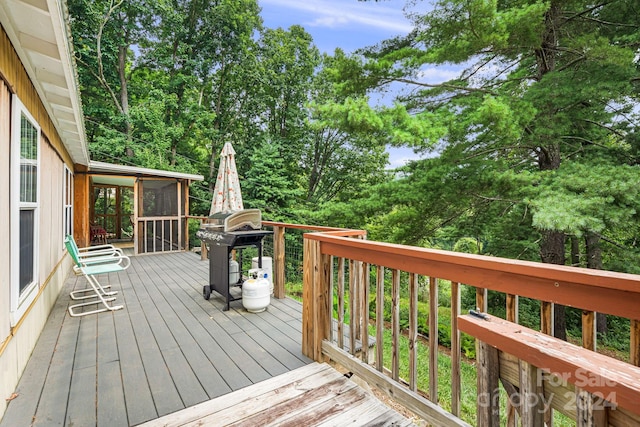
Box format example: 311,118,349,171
78,243,119,252
78,252,131,270
77,247,124,258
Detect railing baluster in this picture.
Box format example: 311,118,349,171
392,268,400,381
632,320,640,367
429,276,438,403
337,257,345,351
540,301,554,426
477,339,500,427
409,273,418,391
476,287,487,312
582,310,596,351
578,310,608,425
505,294,519,427
349,259,357,356
520,360,544,426
451,281,461,417
355,260,362,341
361,262,370,363
376,265,384,373
540,301,553,336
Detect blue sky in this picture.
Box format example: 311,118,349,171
259,0,412,54
259,0,433,168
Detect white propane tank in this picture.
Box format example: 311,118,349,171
251,256,273,293
242,269,270,313
229,259,240,285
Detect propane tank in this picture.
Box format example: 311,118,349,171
229,259,240,285
242,269,270,313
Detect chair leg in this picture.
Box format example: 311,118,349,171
68,298,123,317
68,274,123,317
70,275,116,300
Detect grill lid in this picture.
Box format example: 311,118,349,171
205,209,261,232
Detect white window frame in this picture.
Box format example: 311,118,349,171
63,165,73,244
10,96,41,326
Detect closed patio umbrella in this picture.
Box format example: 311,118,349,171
210,142,244,215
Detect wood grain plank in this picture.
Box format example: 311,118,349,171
460,314,640,417
391,269,400,381
227,377,363,427
376,265,385,373
0,278,74,427
111,279,159,426
31,295,81,427
140,363,334,427
97,360,128,426
429,276,438,403
338,257,345,350
450,281,461,417
361,261,370,363
409,273,418,391
65,366,96,426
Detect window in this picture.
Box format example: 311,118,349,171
10,96,40,325
63,165,73,242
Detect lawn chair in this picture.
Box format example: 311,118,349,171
66,234,127,271
64,236,128,317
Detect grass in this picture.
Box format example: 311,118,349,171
374,326,574,426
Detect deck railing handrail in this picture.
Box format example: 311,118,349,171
301,227,640,426
304,232,640,318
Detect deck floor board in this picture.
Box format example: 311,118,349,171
0,251,407,427
0,252,315,427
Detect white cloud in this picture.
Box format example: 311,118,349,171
260,0,413,34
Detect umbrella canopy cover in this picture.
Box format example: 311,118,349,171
210,142,244,215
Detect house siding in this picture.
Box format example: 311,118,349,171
0,23,75,421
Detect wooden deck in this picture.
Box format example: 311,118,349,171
0,252,314,426
141,362,416,427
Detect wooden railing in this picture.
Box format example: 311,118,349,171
135,216,185,254
302,231,640,426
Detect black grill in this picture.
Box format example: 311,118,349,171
196,210,272,310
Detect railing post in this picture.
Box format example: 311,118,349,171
302,236,331,361
273,226,285,298
477,339,500,427
200,217,208,261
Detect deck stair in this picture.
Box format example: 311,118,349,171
141,362,417,427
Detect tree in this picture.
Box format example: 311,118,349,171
352,0,640,338
69,0,147,158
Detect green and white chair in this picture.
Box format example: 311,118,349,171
64,235,129,317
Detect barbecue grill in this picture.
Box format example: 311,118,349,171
196,209,272,310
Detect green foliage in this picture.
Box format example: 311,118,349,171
242,138,302,218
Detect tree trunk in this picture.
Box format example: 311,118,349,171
540,229,567,340
534,2,566,340
585,233,607,334
571,237,580,267
118,43,133,156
